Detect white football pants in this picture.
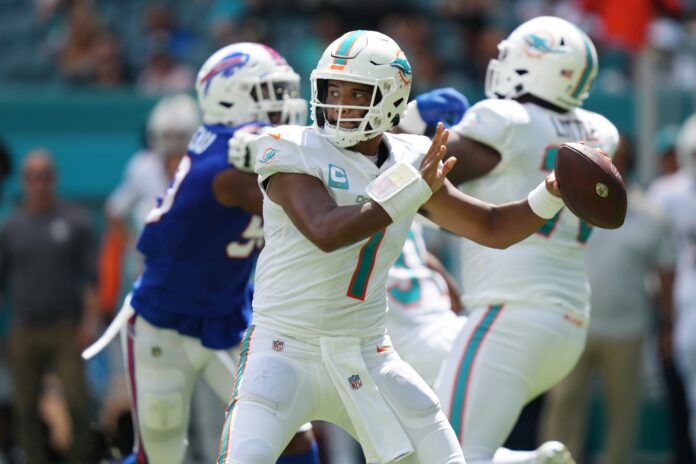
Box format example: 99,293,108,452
121,313,239,464
435,304,587,463
217,325,464,464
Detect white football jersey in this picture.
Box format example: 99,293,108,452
386,222,464,385
252,125,432,338
452,99,619,314
648,171,696,316
386,222,452,329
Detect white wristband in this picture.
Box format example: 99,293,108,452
397,100,427,135
366,161,432,222
527,180,564,219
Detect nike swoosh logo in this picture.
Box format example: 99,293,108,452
269,132,281,140
376,345,392,353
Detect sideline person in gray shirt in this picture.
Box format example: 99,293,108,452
0,149,99,464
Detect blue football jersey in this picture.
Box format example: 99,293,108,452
131,123,265,349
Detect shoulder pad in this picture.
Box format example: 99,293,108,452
255,126,320,181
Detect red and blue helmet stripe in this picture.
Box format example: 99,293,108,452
199,52,250,94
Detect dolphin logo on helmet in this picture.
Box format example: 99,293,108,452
485,16,598,110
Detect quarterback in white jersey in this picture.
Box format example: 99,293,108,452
402,17,619,464
386,222,466,386
219,30,569,464
648,113,696,451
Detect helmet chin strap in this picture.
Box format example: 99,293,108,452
322,121,363,148
319,103,375,148
516,94,568,114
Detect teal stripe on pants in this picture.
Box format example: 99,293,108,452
449,305,504,440
217,325,255,464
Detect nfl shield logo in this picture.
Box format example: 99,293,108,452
348,374,362,390
272,340,284,352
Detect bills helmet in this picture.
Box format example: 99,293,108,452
196,42,306,126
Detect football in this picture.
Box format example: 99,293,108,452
554,142,627,229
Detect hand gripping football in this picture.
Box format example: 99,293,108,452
554,142,627,229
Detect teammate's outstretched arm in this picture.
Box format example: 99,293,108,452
264,125,454,253
422,170,560,249
442,133,502,185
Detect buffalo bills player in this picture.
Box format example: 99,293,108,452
119,42,316,464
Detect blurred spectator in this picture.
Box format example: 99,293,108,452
648,121,696,464
132,3,197,94
378,13,450,94
654,125,681,177
207,0,249,49
0,150,99,463
0,139,13,202
34,0,66,25
91,31,130,88
649,113,696,459
467,25,506,82
410,48,446,96
39,374,73,459
279,12,343,94
142,3,196,62
57,0,101,85
0,139,12,464
379,13,429,56
582,0,683,51
0,356,12,463
136,32,195,95
541,135,676,464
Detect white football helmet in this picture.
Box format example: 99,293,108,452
676,113,696,175
147,93,201,157
485,16,598,110
196,42,306,126
310,30,412,148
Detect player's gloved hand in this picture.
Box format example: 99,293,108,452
398,88,470,135
228,124,267,173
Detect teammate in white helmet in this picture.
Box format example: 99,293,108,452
219,29,569,464
107,93,201,236
648,113,696,453
400,16,619,464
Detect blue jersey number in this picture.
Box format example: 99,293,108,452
227,216,264,258
146,156,192,223
145,156,264,257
